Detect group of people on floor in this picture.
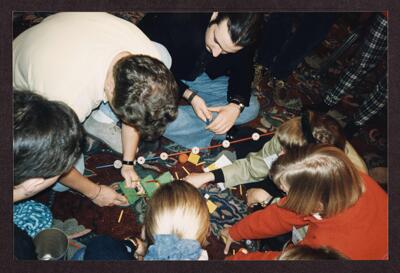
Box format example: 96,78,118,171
13,11,388,260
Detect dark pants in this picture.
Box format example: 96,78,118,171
84,235,136,260
257,13,337,80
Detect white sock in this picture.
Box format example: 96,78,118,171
91,109,114,124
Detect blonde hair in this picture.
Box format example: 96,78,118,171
276,111,346,151
270,144,365,217
278,245,348,260
145,181,210,247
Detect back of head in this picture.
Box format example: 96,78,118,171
14,90,83,184
111,55,178,140
145,181,210,247
278,245,348,260
210,13,263,47
276,111,346,151
270,144,364,217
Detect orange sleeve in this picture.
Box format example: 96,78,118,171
229,201,307,241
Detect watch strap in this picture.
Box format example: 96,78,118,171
122,160,134,166
229,98,245,113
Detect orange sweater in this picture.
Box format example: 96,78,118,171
228,173,388,260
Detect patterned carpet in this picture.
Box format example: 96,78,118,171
16,12,387,260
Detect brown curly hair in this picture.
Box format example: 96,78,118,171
277,111,346,151
111,55,178,140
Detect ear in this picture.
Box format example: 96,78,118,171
210,12,218,21
104,83,115,99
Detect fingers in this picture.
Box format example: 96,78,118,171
224,238,232,255
208,106,222,112
124,178,133,188
192,96,212,122
202,106,213,121
114,194,129,206
206,115,232,134
121,167,139,188
198,106,212,122
136,183,145,195
220,227,233,255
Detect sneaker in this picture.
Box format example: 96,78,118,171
83,115,122,154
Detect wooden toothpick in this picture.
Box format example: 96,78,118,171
118,210,124,223
182,166,190,175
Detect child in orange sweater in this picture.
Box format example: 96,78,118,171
222,144,388,260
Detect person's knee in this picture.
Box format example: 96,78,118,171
163,106,197,136
243,96,260,121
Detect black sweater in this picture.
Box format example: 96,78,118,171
138,13,256,106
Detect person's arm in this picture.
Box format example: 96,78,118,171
182,88,212,122
229,201,306,242
121,123,142,189
227,46,256,107
185,135,281,188
221,200,306,254
206,46,256,134
59,168,128,207
220,135,282,187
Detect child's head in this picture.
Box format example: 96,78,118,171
145,181,210,247
278,245,348,260
270,144,364,217
14,91,83,200
276,111,346,151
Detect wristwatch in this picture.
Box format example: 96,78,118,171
122,160,134,166
229,98,245,113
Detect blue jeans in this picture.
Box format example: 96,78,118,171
164,73,260,148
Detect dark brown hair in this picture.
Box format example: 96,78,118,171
14,90,83,184
209,13,263,47
111,55,178,140
276,111,346,151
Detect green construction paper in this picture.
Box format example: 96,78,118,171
119,181,140,204
141,175,159,197
156,172,174,185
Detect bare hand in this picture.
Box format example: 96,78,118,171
92,185,129,207
121,165,144,194
206,103,240,134
191,95,212,122
133,237,148,260
184,172,215,188
246,188,272,207
220,226,237,255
